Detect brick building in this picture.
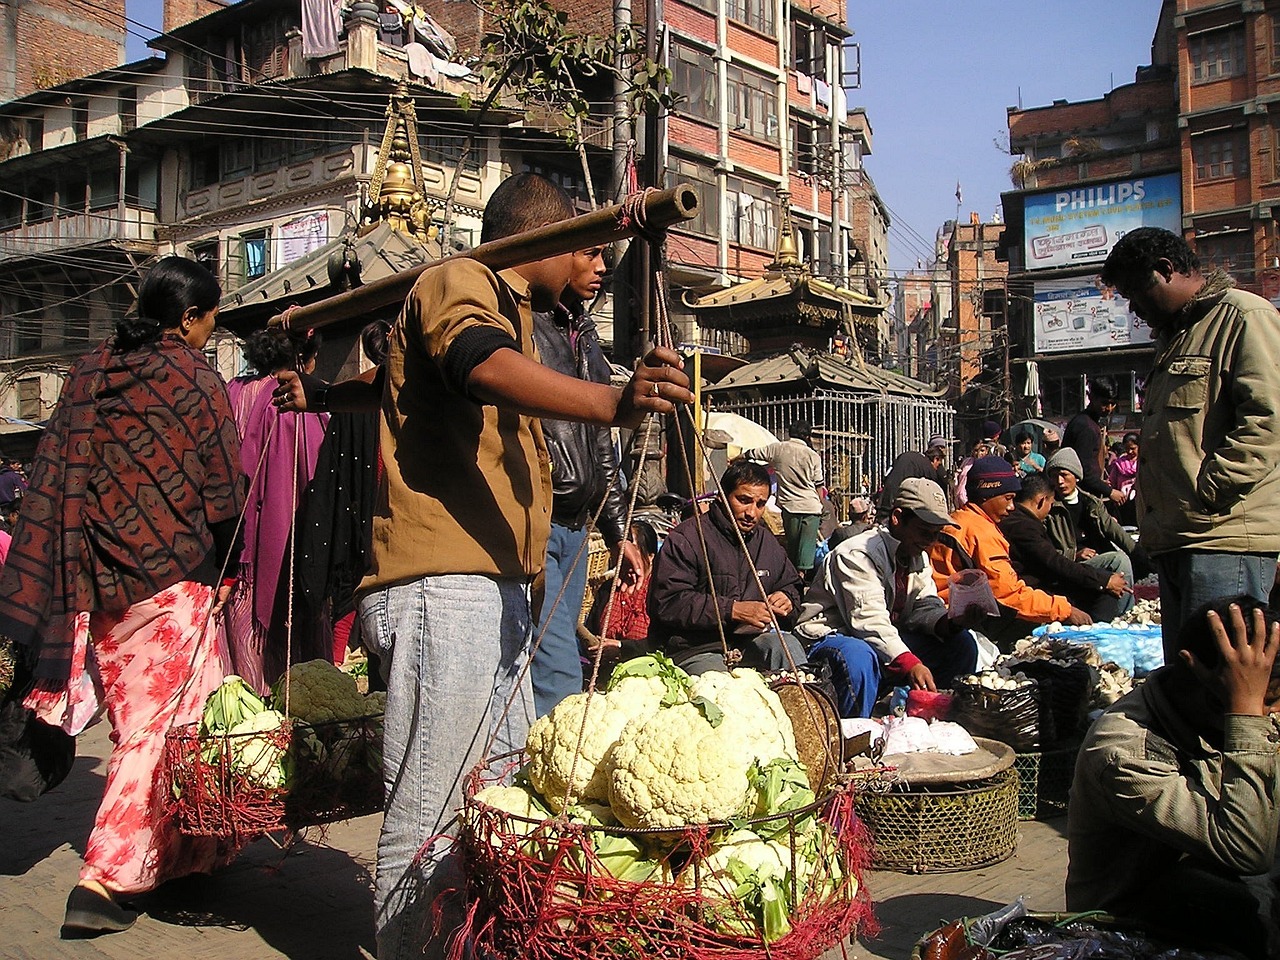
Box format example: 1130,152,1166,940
0,0,126,101
999,4,1179,434
946,212,1008,428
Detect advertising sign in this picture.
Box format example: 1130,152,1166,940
1032,278,1152,354
1023,173,1181,270
279,212,330,265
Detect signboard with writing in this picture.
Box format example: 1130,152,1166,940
1023,173,1181,271
279,211,330,265
1032,278,1152,354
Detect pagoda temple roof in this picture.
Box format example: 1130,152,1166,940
705,347,944,399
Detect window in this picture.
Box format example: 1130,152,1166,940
89,166,118,210
790,118,817,175
25,179,53,223
0,193,19,229
792,20,828,81
667,155,719,238
191,239,220,280
1193,130,1247,180
189,141,220,189
24,116,42,151
1274,18,1280,74
1274,121,1280,179
519,159,595,207
220,138,253,178
71,98,88,142
60,175,86,214
681,0,716,13
17,378,40,420
726,0,773,34
726,64,778,141
118,87,137,133
242,230,269,281
1196,230,1252,275
1190,27,1246,82
726,175,776,249
670,42,717,124
423,133,480,174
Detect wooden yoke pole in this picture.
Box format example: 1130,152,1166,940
272,183,699,332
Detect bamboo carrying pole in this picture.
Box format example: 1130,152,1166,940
271,183,699,332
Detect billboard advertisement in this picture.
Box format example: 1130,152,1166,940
1032,278,1152,354
1023,173,1181,271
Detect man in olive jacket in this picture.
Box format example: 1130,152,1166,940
1101,228,1280,659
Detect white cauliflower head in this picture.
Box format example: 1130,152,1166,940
688,668,799,766
526,676,678,813
680,828,795,942
606,700,756,829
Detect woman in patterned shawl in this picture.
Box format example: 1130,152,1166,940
0,257,246,938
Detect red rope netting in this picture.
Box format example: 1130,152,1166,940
162,714,385,841
444,756,877,960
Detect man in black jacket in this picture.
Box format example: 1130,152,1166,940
1002,473,1131,621
1062,376,1125,507
648,460,807,675
530,245,641,715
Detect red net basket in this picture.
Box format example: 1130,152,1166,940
452,752,876,960
163,713,385,841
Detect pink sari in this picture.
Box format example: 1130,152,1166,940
26,581,233,894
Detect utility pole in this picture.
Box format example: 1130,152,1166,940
610,0,635,363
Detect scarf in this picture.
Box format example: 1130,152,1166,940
0,334,245,680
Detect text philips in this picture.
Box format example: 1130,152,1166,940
1054,181,1146,213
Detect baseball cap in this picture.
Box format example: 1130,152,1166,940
894,477,957,528
926,435,953,452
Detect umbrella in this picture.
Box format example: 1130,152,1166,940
703,412,779,459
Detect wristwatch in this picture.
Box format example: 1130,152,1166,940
311,384,329,412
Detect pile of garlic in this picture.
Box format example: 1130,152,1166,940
1110,597,1161,627
956,665,1034,692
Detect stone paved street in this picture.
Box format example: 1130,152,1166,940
0,721,1068,960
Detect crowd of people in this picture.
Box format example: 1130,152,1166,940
0,179,1277,957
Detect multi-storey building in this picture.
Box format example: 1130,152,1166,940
0,0,527,407
661,0,888,358
945,212,1009,429
1000,3,1180,433
0,0,126,101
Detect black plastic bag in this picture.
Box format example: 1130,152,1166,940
951,677,1046,752
0,638,76,802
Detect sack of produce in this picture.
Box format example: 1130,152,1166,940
1001,657,1092,745
951,669,1047,752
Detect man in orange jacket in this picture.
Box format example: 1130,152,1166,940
929,456,1092,646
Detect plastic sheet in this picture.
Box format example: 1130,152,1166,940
1032,623,1165,675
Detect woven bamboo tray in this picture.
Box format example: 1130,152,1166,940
853,740,1019,874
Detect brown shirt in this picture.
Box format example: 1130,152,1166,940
359,260,552,593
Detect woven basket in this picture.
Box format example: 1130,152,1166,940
579,534,613,627
1013,741,1079,821
853,768,1018,874
455,753,875,960
164,713,384,840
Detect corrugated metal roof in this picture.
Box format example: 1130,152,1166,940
705,348,944,398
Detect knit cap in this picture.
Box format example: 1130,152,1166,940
966,455,1021,504
1045,447,1084,480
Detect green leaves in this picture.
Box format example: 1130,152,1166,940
606,652,692,706
691,695,725,729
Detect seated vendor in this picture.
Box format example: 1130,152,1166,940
1001,473,1132,623
1067,595,1280,957
796,478,981,718
648,460,807,676
929,456,1092,647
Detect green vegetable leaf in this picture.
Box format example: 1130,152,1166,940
605,652,691,705
690,695,724,728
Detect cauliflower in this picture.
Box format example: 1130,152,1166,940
680,828,794,942
226,709,288,789
605,652,693,705
607,700,756,829
362,690,387,717
527,677,675,812
688,668,799,765
273,660,367,724
468,785,552,850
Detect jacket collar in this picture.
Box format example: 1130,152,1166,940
709,499,757,545
498,268,533,303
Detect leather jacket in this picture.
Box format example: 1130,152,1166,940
532,304,627,545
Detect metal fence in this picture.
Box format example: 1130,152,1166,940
707,387,955,515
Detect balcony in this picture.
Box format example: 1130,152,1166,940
0,207,157,264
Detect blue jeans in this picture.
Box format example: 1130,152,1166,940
531,523,590,716
808,634,881,718
359,574,534,960
1076,551,1135,622
1154,549,1278,662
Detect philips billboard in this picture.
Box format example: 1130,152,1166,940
1023,172,1181,271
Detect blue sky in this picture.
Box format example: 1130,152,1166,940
850,2,1160,275
126,0,1160,276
